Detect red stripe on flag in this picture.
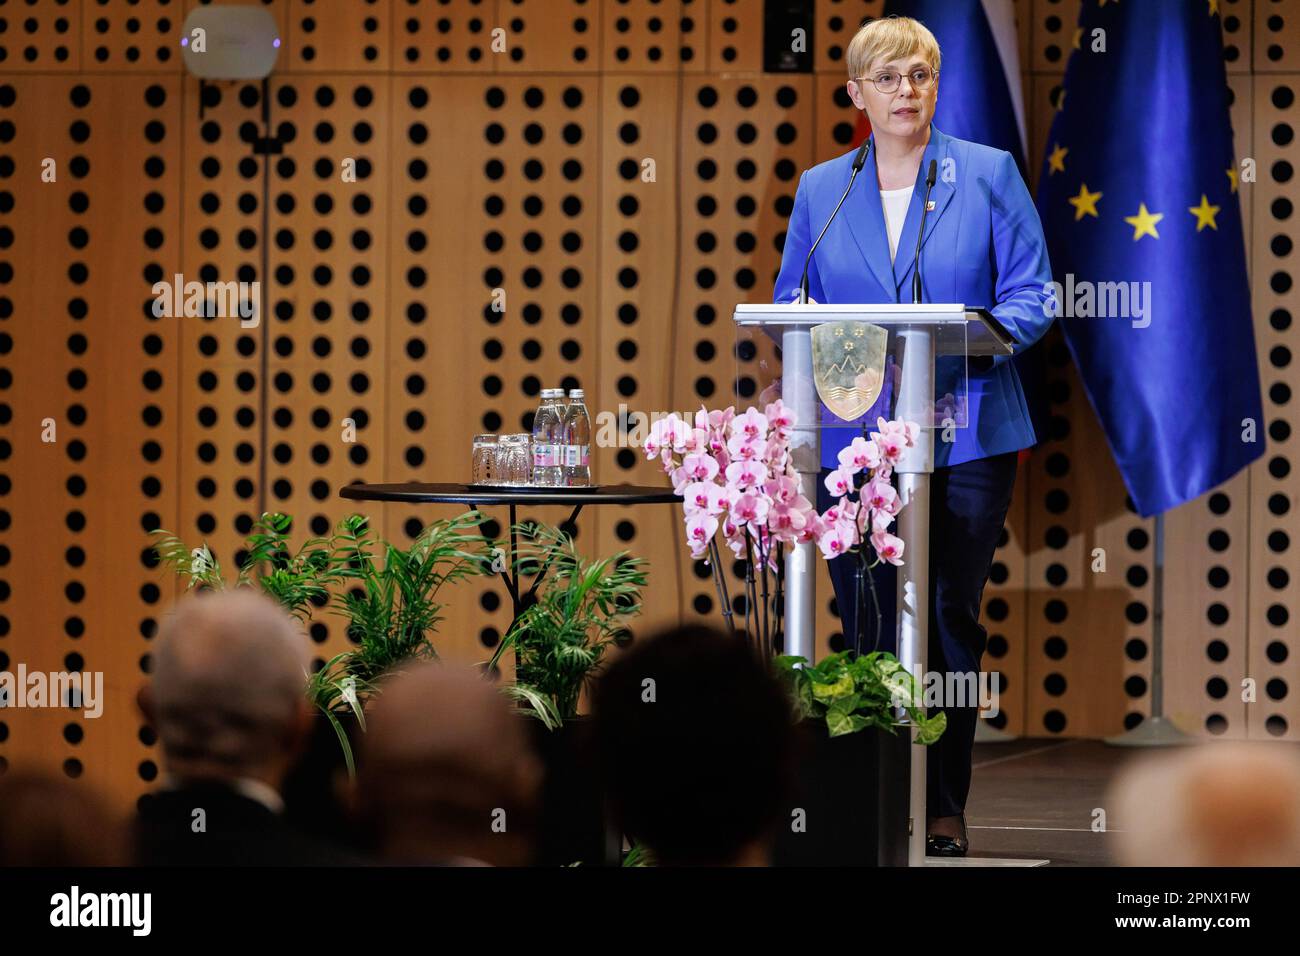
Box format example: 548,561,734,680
853,111,871,148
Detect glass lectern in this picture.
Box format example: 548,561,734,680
733,302,1016,866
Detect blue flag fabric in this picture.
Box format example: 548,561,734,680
1035,2,1263,516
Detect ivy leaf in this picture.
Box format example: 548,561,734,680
914,710,947,746
810,672,854,702
825,708,857,737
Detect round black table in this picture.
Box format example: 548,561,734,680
340,482,681,633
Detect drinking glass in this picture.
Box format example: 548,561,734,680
497,434,532,485
472,434,499,484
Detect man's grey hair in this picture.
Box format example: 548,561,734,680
151,589,311,773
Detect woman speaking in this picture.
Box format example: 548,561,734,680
773,16,1054,857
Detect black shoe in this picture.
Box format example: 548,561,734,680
925,814,969,857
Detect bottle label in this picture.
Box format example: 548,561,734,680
561,445,590,467
533,444,556,468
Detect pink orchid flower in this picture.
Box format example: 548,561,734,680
732,492,770,529
724,458,766,490
837,436,883,474
817,523,855,559
727,434,768,463
685,513,718,559
764,399,794,440
870,506,895,533
871,530,905,565
863,475,900,514
823,468,854,498
730,407,769,443
680,427,711,455
682,481,725,517
681,452,719,482
769,501,809,538
764,474,799,505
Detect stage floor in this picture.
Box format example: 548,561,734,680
965,738,1124,866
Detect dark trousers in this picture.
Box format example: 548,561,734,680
817,450,1019,818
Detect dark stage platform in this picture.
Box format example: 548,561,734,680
964,739,1126,867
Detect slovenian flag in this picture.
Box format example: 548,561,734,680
883,0,1026,174
880,0,1045,443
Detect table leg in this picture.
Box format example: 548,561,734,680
523,504,583,603
496,502,585,677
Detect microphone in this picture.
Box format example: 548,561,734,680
798,139,871,304
910,159,938,304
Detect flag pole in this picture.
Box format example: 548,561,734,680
1105,511,1192,747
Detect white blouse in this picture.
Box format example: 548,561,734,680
880,185,915,263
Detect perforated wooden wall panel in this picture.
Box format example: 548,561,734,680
3,75,184,796
2,1,1298,814
1247,61,1299,740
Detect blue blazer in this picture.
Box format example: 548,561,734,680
772,126,1054,470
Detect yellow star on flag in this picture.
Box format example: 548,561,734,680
1188,194,1220,231
1209,0,1219,15
1048,144,1068,174
1056,89,1067,112
1226,165,1239,193
1068,183,1102,220
1124,203,1164,240
1072,28,1083,49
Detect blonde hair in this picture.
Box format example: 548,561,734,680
846,16,941,80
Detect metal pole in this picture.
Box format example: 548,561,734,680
1152,509,1165,716
1105,510,1191,746
894,328,935,866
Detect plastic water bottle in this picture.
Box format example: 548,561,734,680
562,388,591,487
550,389,572,485
531,389,564,486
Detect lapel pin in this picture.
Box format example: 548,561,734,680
926,200,936,211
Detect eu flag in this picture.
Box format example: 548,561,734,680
1036,2,1264,516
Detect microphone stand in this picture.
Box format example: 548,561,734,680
799,140,871,303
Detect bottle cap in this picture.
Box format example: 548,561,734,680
569,388,584,399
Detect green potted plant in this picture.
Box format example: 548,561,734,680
152,511,494,773
152,510,494,847
775,650,946,743
151,511,334,619
486,522,648,866
487,522,647,728
771,651,945,866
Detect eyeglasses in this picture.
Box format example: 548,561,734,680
855,67,939,94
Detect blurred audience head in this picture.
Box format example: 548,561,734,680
0,773,125,866
355,661,542,866
1109,741,1300,866
592,625,795,866
142,589,312,789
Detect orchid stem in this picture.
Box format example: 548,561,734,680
708,537,736,636
759,531,771,664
